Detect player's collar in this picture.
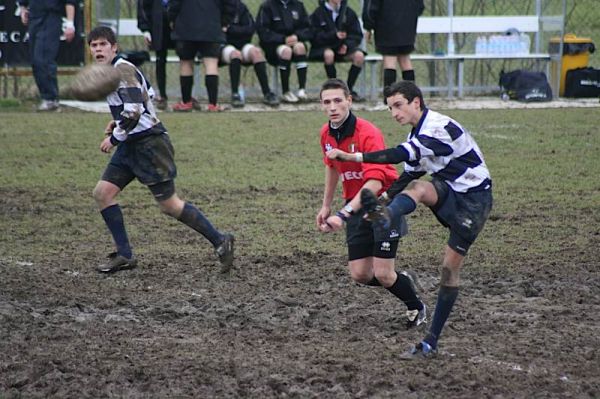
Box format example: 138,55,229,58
328,111,357,143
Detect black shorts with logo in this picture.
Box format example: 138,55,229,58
346,208,408,261
430,178,493,256
101,133,177,190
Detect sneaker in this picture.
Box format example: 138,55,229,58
207,104,229,112
215,233,235,273
360,188,391,226
37,100,60,112
281,91,299,103
191,97,202,111
296,88,308,102
231,93,245,108
96,252,137,273
350,91,365,103
172,101,193,112
262,92,280,107
399,341,437,360
154,97,168,110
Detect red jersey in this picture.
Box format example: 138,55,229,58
320,114,399,200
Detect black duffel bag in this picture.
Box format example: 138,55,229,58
564,67,600,98
499,69,553,102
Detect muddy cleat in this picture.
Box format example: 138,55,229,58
262,92,280,107
154,97,168,110
191,97,203,111
360,188,391,227
400,341,437,360
296,88,308,102
231,93,245,108
172,101,193,112
406,303,427,329
281,91,299,103
215,233,235,273
96,252,137,273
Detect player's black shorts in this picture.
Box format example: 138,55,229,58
101,133,177,191
430,178,493,256
176,40,221,60
376,45,415,55
345,208,408,261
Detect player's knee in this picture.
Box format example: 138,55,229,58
373,269,395,287
353,51,365,65
158,200,179,217
349,269,372,284
323,50,334,64
231,50,242,60
293,43,306,55
440,265,460,286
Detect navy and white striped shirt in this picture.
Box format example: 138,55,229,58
363,109,491,193
107,57,166,144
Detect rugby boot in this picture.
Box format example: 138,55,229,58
172,101,193,112
360,188,391,228
296,88,309,102
399,341,437,360
262,92,280,107
215,233,235,273
231,93,245,108
96,252,137,273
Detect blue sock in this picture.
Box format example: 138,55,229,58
177,202,223,247
101,204,132,259
387,193,417,220
425,286,459,349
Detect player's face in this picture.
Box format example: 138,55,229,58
89,38,117,65
386,93,422,126
327,0,342,7
320,88,352,125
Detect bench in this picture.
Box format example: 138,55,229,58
363,15,564,99
100,14,564,100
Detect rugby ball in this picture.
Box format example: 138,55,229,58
69,64,121,101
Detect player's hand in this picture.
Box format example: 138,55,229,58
104,120,116,136
364,30,372,43
326,148,351,161
336,31,347,40
285,35,298,46
143,31,152,46
100,136,115,153
317,206,332,232
20,7,29,25
325,215,344,231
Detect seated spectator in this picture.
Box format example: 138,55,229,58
221,0,279,108
256,0,312,103
309,0,365,102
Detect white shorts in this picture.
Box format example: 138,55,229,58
221,43,256,64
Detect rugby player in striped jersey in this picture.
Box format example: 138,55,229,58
88,26,234,274
326,81,493,359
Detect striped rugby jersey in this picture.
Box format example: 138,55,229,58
401,109,491,193
107,57,166,144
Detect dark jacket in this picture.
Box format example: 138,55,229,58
18,0,77,17
256,0,312,45
137,0,170,51
309,0,362,53
168,0,236,43
226,0,255,49
362,0,424,47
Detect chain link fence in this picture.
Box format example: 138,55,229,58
3,0,599,100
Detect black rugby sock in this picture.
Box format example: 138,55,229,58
383,68,397,90
205,75,219,105
325,64,337,79
180,75,193,103
347,65,362,91
177,202,222,247
155,48,168,98
254,62,271,95
229,58,242,94
425,285,459,349
279,60,291,93
386,272,423,310
296,55,308,89
402,69,415,81
101,204,133,259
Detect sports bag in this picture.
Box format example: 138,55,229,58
564,67,600,98
499,69,553,102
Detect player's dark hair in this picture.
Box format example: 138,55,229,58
87,26,117,45
384,81,426,110
319,78,351,99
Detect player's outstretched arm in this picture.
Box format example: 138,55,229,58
326,146,409,164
